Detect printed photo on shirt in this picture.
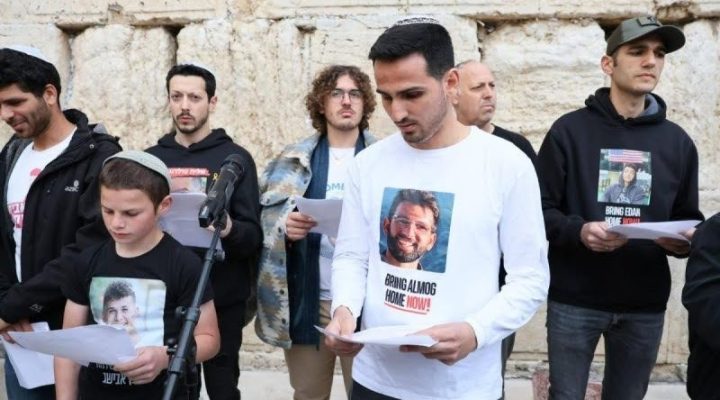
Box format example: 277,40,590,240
378,188,454,273
168,167,210,193
597,149,651,206
89,277,166,348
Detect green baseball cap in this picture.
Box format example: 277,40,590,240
606,16,685,55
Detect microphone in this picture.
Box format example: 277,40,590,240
198,154,244,228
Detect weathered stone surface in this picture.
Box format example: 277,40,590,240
0,0,107,26
0,0,228,26
255,0,656,20
656,0,720,18
700,191,720,216
69,25,175,149
661,257,691,364
117,0,226,25
537,1,653,19
656,20,720,193
483,20,606,138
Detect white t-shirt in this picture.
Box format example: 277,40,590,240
319,147,355,300
331,128,549,400
7,133,73,282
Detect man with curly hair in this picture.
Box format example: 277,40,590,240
256,64,377,400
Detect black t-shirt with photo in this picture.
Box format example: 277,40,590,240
63,233,213,399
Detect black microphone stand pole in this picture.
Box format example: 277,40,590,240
162,210,226,400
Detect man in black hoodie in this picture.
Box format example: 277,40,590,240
146,63,261,400
0,46,121,399
682,214,720,399
537,16,703,400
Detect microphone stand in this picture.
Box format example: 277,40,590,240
162,210,226,400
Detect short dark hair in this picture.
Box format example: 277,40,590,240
165,64,216,98
0,48,62,99
387,189,440,231
305,65,376,135
99,158,169,208
103,281,136,310
368,23,455,80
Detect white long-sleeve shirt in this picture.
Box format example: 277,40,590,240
331,128,549,400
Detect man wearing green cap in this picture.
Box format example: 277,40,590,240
536,16,703,399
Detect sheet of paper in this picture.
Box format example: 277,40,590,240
608,220,701,242
1,322,54,389
160,192,222,250
9,324,137,366
315,325,437,347
295,197,343,237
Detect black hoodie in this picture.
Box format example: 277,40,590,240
683,214,720,399
147,129,262,307
0,109,121,329
537,88,703,313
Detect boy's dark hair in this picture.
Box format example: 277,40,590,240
368,22,455,80
103,281,136,309
305,65,376,135
0,48,62,100
165,64,216,98
99,158,169,208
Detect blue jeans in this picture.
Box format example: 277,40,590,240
546,301,664,400
4,357,55,400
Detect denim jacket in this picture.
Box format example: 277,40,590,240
255,130,376,348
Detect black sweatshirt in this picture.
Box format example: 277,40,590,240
683,214,720,399
147,129,262,308
537,88,703,313
0,109,121,328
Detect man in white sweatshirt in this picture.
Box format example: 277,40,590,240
324,16,550,400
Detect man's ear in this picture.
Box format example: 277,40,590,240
42,84,59,109
600,54,614,76
157,194,173,217
444,68,460,98
383,217,391,234
209,95,218,112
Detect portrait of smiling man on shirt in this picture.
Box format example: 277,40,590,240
381,188,439,271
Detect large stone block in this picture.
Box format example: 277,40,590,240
483,20,606,138
537,0,654,19
0,0,108,26
69,24,175,149
0,0,227,26
254,0,656,20
655,20,720,192
254,0,405,19
660,257,691,364
115,0,226,25
656,0,720,18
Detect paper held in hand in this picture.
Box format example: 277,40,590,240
1,322,54,389
8,324,137,367
160,192,222,250
295,196,343,237
608,220,701,242
315,324,437,347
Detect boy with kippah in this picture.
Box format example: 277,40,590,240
55,150,219,400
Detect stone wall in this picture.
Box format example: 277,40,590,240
2,0,720,382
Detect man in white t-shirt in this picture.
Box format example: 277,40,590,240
324,17,549,400
256,65,377,400
0,46,120,399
